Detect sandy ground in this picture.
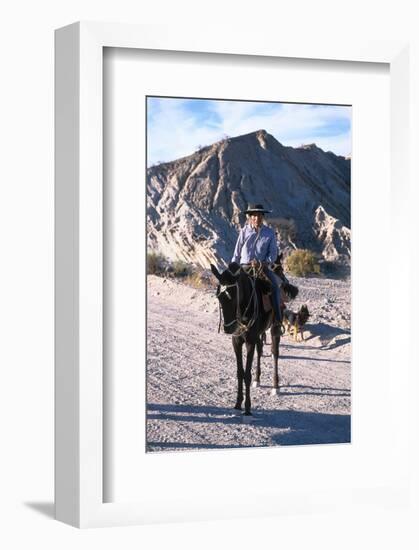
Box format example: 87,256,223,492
146,273,351,452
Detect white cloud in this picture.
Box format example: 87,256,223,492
147,99,351,165
147,99,225,165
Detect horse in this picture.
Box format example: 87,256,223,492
210,257,298,415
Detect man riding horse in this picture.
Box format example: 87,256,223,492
232,203,282,324
211,202,298,414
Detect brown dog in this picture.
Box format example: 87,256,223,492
282,305,310,341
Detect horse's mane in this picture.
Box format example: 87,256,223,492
256,278,271,295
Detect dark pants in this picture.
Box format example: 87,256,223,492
264,268,282,322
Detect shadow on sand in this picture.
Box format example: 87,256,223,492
279,354,350,364
147,402,350,451
257,383,350,397
302,322,350,348
263,322,350,352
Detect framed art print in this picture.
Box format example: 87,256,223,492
55,22,417,529
145,94,352,453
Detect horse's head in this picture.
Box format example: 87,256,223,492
210,263,243,334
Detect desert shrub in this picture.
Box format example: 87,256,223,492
147,252,166,275
172,260,190,278
285,249,320,277
185,270,214,290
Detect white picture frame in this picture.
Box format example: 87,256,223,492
55,22,417,528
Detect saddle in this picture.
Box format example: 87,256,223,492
261,282,289,313
241,264,285,313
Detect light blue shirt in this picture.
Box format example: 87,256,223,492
232,223,278,264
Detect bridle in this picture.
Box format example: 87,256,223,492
216,282,237,332
216,273,259,336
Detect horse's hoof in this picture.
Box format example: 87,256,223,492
242,412,253,422
270,388,280,396
252,381,260,388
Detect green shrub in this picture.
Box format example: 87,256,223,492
147,252,166,275
172,260,190,278
285,249,320,277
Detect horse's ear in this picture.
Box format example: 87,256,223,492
228,262,241,276
210,264,221,281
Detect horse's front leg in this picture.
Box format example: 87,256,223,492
270,324,281,395
253,336,263,388
244,341,256,415
232,337,244,410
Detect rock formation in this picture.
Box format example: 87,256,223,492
147,130,351,268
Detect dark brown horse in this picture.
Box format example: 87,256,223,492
211,257,298,415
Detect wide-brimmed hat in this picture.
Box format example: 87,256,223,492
243,203,272,215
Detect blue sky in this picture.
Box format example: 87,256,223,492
147,97,351,166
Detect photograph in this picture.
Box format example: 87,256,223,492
1,0,415,542
146,96,351,452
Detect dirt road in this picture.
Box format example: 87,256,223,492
146,275,351,452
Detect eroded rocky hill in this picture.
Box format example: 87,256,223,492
147,130,350,268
